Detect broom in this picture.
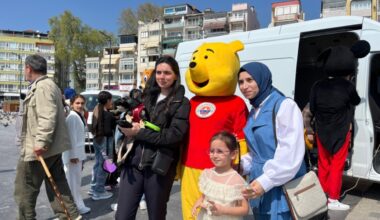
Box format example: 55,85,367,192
38,155,72,220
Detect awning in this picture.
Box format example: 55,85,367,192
203,22,226,29
100,58,119,65
145,41,160,48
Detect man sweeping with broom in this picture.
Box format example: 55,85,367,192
14,54,81,220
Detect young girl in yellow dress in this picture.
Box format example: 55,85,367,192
192,131,249,220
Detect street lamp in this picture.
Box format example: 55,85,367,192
100,31,112,90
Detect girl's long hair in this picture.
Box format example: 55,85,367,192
92,91,112,137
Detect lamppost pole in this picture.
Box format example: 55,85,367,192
100,31,112,90
108,39,111,90
18,54,22,98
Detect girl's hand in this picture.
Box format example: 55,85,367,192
192,198,204,217
119,122,141,137
207,200,225,216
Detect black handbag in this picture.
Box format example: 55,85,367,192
151,150,174,176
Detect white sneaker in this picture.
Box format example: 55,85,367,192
139,200,147,210
78,206,91,214
111,203,118,211
328,199,350,211
91,191,113,200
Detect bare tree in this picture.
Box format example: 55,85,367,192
118,3,163,35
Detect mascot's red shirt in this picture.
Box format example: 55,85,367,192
182,95,248,169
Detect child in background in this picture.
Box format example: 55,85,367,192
62,95,91,214
192,131,249,220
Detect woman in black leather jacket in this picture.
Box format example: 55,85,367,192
116,56,190,220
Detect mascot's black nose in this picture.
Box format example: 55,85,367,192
189,62,197,68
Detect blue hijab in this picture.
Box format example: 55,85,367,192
239,62,277,108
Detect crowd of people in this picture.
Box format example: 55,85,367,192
13,38,366,220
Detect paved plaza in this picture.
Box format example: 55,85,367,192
1,123,380,219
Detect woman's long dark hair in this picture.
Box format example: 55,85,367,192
143,56,181,119
93,91,112,137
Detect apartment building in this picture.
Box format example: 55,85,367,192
0,30,54,93
184,13,203,41
203,9,229,38
229,3,260,33
322,0,379,20
85,57,101,90
119,34,138,92
162,4,201,56
101,46,120,90
270,0,304,27
137,19,163,86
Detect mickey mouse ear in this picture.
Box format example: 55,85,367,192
351,40,370,58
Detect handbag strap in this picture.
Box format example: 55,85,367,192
272,99,281,147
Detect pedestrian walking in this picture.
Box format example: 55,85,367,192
14,54,81,219
90,91,115,200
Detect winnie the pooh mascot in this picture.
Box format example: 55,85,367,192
181,41,249,219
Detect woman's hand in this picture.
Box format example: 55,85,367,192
119,122,141,137
242,180,265,199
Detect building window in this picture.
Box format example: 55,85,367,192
175,6,186,13
149,56,159,62
165,8,175,14
149,30,160,36
141,31,148,38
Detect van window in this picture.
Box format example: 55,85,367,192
294,31,359,110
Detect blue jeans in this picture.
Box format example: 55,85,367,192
91,136,114,193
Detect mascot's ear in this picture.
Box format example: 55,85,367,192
228,40,244,53
351,40,370,58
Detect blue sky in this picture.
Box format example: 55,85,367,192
0,0,321,34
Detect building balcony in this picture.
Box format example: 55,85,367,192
184,34,202,41
119,79,135,84
185,21,203,28
203,21,227,30
164,22,184,29
147,48,160,55
162,36,183,45
230,16,245,23
162,48,176,56
274,14,300,22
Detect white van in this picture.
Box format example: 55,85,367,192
175,16,380,183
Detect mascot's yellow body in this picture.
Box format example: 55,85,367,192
181,41,249,219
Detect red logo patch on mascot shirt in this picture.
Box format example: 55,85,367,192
195,102,216,118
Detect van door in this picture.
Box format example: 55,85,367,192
369,53,380,175
242,30,301,98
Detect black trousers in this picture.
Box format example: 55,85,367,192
115,164,176,220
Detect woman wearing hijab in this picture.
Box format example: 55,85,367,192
239,62,306,220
